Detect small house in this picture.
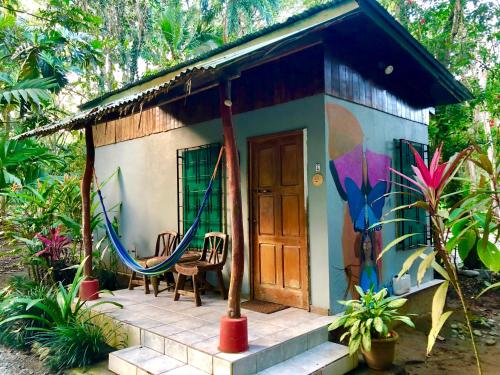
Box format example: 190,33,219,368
22,0,470,316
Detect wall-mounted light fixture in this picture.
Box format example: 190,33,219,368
384,65,394,75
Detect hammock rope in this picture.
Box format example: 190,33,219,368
94,147,224,276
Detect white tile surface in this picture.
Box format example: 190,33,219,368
172,318,208,330
142,330,165,353
100,289,353,375
256,342,351,375
169,330,206,346
164,337,188,362
162,364,209,374
109,352,137,374
148,324,185,337
140,355,184,375
307,327,328,349
114,346,161,365
188,347,213,373
191,336,220,355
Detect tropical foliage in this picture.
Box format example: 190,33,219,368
328,286,414,356
378,143,499,375
34,225,72,260
0,277,53,349
380,0,498,178
0,259,124,371
0,0,497,372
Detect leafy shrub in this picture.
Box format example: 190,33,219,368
0,277,53,349
34,225,72,260
329,287,414,355
0,260,123,370
34,319,115,371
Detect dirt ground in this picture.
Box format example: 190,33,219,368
0,346,52,375
0,246,25,288
397,276,499,375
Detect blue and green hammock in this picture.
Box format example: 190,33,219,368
96,147,224,276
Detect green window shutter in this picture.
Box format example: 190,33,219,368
178,144,224,250
394,139,430,250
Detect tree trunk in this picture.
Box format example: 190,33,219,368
219,80,243,319
445,0,464,66
81,125,95,278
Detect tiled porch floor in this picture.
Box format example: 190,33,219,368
86,286,342,374
88,286,336,347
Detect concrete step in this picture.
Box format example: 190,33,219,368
256,342,358,375
109,346,208,375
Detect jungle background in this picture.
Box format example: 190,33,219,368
0,0,498,374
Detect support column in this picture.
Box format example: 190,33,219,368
218,80,248,353
79,124,99,301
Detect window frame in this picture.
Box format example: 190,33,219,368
394,139,432,250
176,143,226,250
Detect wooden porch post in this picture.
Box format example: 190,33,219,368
79,124,99,300
218,79,248,353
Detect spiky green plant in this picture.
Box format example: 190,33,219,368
33,318,117,371
376,143,499,374
0,258,121,328
0,277,54,349
0,259,123,370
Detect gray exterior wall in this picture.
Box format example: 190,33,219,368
325,95,432,314
95,95,330,310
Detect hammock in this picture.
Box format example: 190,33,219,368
96,147,224,276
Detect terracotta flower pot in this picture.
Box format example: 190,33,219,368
361,331,398,370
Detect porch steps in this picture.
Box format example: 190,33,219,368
257,342,357,375
108,334,357,374
109,346,207,375
109,341,356,375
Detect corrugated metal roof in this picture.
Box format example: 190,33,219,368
17,66,217,139
17,0,358,139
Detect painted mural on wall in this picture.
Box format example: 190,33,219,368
327,103,391,296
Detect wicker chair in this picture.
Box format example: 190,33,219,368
174,232,228,306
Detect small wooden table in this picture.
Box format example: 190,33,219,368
148,250,202,296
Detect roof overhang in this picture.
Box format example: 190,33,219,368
355,0,471,105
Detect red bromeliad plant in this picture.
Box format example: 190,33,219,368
378,144,486,374
390,143,472,210
35,226,72,262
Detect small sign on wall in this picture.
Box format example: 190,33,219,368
312,172,323,186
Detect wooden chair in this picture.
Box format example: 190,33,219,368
128,231,179,294
174,232,228,306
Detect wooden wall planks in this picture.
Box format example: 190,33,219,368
93,103,191,147
94,108,156,147
324,50,430,125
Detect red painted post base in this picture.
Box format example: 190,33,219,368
219,316,249,353
79,278,100,301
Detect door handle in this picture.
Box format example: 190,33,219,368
257,189,272,193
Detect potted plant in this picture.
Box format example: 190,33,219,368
329,286,415,370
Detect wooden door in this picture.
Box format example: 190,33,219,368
250,131,309,309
